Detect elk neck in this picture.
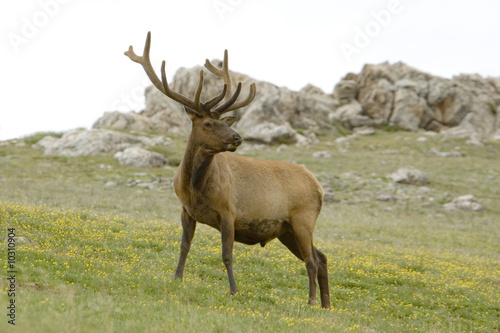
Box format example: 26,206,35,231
180,135,216,192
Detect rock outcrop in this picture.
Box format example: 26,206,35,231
93,60,500,142
33,129,170,168
334,63,500,139
33,129,144,156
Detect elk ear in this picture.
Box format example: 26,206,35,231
222,116,238,127
184,106,202,121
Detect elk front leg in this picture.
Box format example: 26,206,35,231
174,208,196,280
220,215,238,295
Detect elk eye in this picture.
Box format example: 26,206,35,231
204,122,213,130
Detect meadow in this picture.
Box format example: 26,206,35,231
1,130,499,332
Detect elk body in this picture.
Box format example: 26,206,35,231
125,32,331,309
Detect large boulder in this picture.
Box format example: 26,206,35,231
356,63,398,122
328,100,377,129
114,146,167,168
92,111,153,132
141,85,190,135
34,129,144,156
390,88,433,130
244,122,298,144
333,79,357,102
237,81,336,135
235,82,291,135
436,74,499,138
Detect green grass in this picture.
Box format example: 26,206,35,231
1,131,499,332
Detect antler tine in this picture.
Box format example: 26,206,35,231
125,31,203,112
205,49,233,97
202,84,227,111
225,82,256,112
193,70,204,107
205,50,257,112
160,61,203,110
213,82,242,117
124,31,166,95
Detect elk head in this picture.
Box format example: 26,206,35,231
124,32,256,154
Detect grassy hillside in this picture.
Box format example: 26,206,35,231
1,131,499,332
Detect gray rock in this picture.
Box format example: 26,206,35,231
243,122,297,144
328,100,375,129
32,135,58,150
353,127,376,136
390,88,433,130
142,85,190,135
312,151,332,158
376,194,395,202
357,63,397,122
426,148,462,157
37,129,143,156
295,132,319,146
92,111,153,133
443,194,484,212
417,186,433,195
114,147,167,168
388,166,430,185
333,79,357,102
487,76,500,93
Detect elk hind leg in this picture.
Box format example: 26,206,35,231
279,223,318,306
315,247,331,309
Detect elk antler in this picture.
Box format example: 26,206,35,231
125,31,206,113
125,32,253,117
205,49,257,116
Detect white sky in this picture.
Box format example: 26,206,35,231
1,0,499,140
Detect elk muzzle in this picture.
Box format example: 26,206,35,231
224,133,243,152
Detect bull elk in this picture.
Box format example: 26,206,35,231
125,32,331,309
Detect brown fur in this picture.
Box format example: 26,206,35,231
172,115,331,309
